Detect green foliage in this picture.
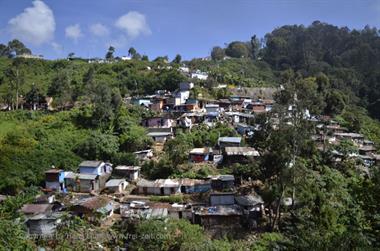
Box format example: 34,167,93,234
337,106,380,147
0,189,38,250
262,22,380,120
129,219,253,250
0,39,31,58
251,233,289,251
39,215,119,250
75,131,119,161
106,46,115,60
0,219,35,250
142,157,177,179
211,46,225,60
225,41,250,58
119,124,152,152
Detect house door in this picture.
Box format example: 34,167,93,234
180,186,186,193
160,187,164,195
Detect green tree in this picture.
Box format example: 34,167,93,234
48,70,73,109
67,52,75,59
7,39,31,57
25,84,44,110
324,90,347,116
172,54,182,64
250,35,261,59
75,131,119,160
119,124,152,152
225,41,250,58
128,47,137,58
211,46,225,60
106,46,115,60
4,58,27,110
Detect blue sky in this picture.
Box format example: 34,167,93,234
0,0,379,60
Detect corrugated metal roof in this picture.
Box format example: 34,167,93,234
235,195,264,206
180,178,210,186
224,147,260,157
137,179,155,187
115,166,141,171
137,179,180,188
76,196,111,210
189,148,212,154
218,137,242,144
21,204,52,215
64,171,77,179
147,208,168,219
147,132,172,137
78,173,98,180
79,160,102,168
334,133,364,138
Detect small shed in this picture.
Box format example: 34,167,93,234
143,117,174,128
114,166,141,181
223,147,260,164
134,149,153,161
105,179,129,193
136,179,156,195
136,179,181,195
64,173,101,193
45,168,66,193
26,213,62,237
158,179,181,195
147,132,173,143
218,137,241,149
70,196,113,222
79,161,112,176
189,147,212,163
193,205,242,229
180,179,211,194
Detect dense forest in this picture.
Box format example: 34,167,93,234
1,21,380,250
209,21,380,120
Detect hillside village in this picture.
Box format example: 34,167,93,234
1,19,380,250
4,76,379,248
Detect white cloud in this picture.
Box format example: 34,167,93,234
107,35,130,49
65,24,83,42
51,42,63,52
115,11,151,39
90,23,109,37
8,0,55,45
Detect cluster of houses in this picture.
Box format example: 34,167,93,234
130,81,274,146
311,117,380,169
187,137,260,165
132,80,378,171
15,154,265,238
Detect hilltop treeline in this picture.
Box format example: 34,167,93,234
208,21,380,119
2,21,380,120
